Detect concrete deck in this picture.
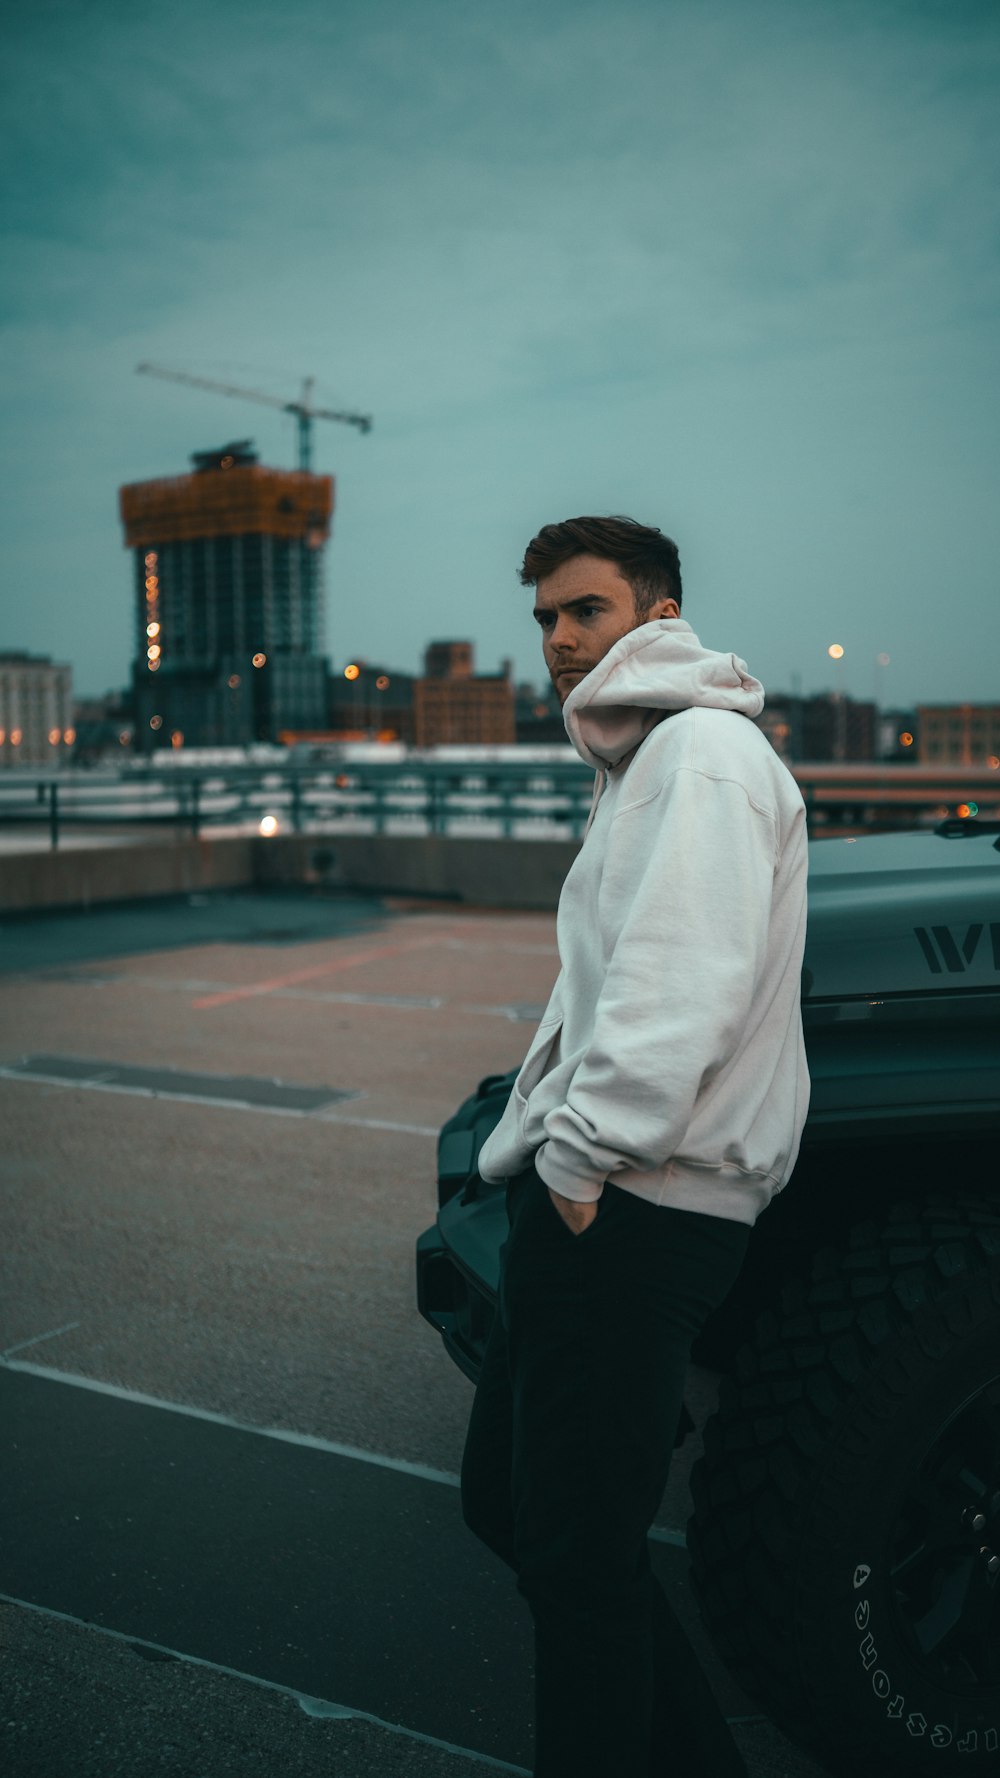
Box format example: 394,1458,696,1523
1,889,831,1777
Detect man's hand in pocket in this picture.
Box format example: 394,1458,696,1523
547,1186,600,1235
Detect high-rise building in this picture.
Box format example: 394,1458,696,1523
0,652,73,767
119,441,334,750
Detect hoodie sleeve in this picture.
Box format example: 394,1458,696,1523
533,764,778,1202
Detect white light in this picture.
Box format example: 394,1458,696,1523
258,814,279,837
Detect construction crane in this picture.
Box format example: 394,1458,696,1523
136,363,372,472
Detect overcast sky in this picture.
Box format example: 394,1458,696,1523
3,0,998,711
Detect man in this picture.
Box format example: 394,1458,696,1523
460,515,810,1778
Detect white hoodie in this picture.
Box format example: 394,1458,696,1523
477,617,810,1225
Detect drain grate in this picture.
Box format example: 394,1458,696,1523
3,1054,358,1113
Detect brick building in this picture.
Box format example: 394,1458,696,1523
917,704,1000,767
413,641,515,746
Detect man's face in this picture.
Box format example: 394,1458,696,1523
533,554,680,704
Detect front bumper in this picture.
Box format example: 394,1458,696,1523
415,1221,497,1384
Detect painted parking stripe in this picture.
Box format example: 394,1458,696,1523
192,935,441,1009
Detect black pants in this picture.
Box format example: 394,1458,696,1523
460,1163,750,1778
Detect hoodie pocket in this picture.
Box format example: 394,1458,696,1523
512,1017,563,1127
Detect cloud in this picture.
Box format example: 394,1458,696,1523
2,0,998,702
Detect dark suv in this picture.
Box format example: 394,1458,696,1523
416,822,1000,1777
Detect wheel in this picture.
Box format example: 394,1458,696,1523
688,1193,1000,1775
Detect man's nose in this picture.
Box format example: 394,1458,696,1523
548,615,575,651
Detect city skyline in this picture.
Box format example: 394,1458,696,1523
3,0,999,709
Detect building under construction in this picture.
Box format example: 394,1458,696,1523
119,441,334,750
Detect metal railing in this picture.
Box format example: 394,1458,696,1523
1,757,998,851
0,759,599,848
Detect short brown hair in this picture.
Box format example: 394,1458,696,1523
519,515,683,614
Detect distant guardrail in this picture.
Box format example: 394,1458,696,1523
0,759,599,849
1,757,998,850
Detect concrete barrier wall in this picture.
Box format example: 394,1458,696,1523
0,837,255,913
254,834,580,910
0,833,581,914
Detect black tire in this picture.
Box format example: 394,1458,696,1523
688,1193,1000,1776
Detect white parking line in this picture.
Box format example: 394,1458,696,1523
2,1321,82,1358
0,1358,464,1485
0,1355,691,1548
0,1592,533,1775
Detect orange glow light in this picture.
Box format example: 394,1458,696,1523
147,622,160,638
11,729,22,745
827,644,845,660
64,728,76,744
228,674,241,688
988,755,1000,770
49,727,60,744
145,552,158,568
145,577,159,591
150,715,163,730
149,659,161,672
344,663,361,681
376,675,390,690
171,730,184,748
900,732,914,747
0,729,6,744
147,644,161,660
252,652,267,668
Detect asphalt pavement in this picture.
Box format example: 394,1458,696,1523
1,886,832,1777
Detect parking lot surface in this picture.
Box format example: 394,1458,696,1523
1,888,831,1776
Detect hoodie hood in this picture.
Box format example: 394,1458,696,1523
562,618,765,771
